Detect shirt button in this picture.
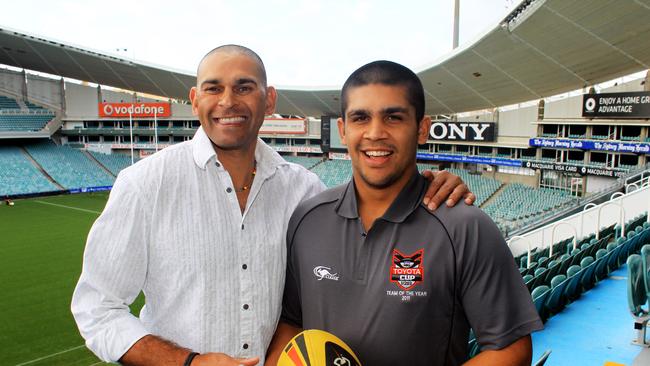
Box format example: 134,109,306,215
242,264,248,270
243,304,249,310
243,343,249,350
361,233,367,237
215,162,221,167
226,187,233,193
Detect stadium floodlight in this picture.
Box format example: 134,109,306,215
501,0,545,33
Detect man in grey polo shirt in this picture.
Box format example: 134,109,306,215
266,61,543,365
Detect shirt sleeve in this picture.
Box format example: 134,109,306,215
280,206,307,328
456,207,543,350
70,172,151,362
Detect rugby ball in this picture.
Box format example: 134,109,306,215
277,329,362,366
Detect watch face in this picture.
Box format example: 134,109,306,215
324,341,361,366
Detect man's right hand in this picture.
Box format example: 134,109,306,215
192,353,259,366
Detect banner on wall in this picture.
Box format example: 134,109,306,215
582,91,650,118
98,103,171,118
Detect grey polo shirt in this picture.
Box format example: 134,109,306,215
281,171,543,366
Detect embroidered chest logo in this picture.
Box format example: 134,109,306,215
390,249,424,291
313,266,339,281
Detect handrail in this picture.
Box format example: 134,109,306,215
508,236,532,269
596,201,626,240
580,203,598,238
551,222,578,255
626,183,640,194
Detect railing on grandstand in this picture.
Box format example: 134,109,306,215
506,167,650,240
0,108,55,115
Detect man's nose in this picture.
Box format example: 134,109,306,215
218,89,236,108
364,118,387,140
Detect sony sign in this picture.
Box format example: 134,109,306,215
429,122,496,142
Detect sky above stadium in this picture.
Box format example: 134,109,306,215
1,0,517,88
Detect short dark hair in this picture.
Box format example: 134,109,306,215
198,44,267,87
340,60,425,122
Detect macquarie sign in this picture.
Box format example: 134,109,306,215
429,122,496,142
582,91,650,119
98,103,171,118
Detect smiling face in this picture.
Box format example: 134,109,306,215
338,83,431,191
189,51,276,151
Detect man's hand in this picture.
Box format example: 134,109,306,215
193,353,259,366
422,170,476,211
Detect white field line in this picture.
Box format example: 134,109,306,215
14,344,86,366
33,200,101,214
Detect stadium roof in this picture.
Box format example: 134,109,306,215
1,0,650,117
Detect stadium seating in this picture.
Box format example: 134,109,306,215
0,114,54,131
0,146,58,196
24,101,44,110
309,159,352,188
446,168,502,207
25,141,114,189
482,183,578,231
0,95,54,131
524,215,650,326
89,151,137,176
0,95,20,109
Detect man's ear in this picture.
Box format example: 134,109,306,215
417,115,431,145
337,117,347,146
265,86,278,115
189,87,199,116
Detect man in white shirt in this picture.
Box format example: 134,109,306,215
71,45,474,366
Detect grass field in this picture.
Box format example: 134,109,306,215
0,193,143,366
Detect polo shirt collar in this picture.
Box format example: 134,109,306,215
336,169,425,223
191,126,288,174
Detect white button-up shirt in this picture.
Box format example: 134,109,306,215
71,127,325,363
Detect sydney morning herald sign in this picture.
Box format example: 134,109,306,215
530,138,650,154
582,91,650,118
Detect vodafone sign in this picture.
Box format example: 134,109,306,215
98,103,171,118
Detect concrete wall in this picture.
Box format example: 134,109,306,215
170,103,194,118
497,105,538,140
0,68,24,96
26,75,61,108
494,171,538,186
585,175,618,194
64,83,98,118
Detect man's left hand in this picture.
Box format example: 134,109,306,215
422,170,476,211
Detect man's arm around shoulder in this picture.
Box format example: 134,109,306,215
120,335,259,366
463,335,532,366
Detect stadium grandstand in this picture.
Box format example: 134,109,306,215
2,0,650,365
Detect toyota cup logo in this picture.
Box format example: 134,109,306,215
98,102,171,117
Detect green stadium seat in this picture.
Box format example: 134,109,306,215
626,254,650,346
641,245,650,302
563,265,583,302
545,274,569,316
531,285,551,323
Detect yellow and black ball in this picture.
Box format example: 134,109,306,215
277,329,362,366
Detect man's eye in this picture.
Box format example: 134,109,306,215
204,86,220,93
387,115,403,121
237,86,252,93
351,115,368,122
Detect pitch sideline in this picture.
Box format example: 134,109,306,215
14,344,86,366
33,200,101,214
